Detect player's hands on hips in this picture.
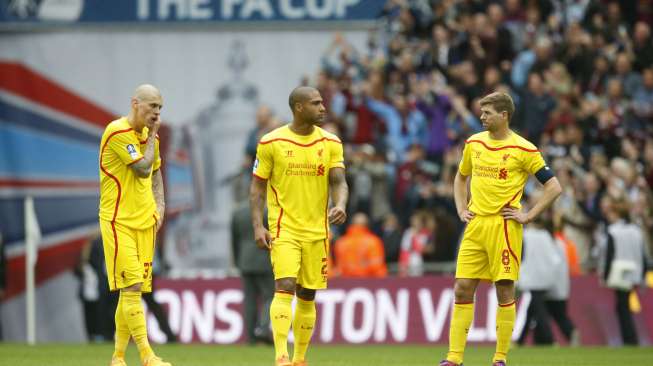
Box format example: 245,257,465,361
328,206,347,225
501,206,529,224
254,226,272,250
458,209,475,223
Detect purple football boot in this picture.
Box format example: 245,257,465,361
492,361,507,366
439,360,463,366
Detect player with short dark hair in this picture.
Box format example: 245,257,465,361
439,92,562,366
250,86,348,366
99,84,171,366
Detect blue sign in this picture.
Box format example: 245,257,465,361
0,0,386,23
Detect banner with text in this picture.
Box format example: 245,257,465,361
147,276,653,345
1,0,386,24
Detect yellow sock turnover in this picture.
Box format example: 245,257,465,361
112,292,131,359
447,302,474,364
121,290,154,363
494,300,516,363
270,291,294,360
292,297,316,363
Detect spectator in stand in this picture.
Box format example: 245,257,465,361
380,213,402,265
631,22,653,72
333,213,387,278
367,92,427,164
515,72,557,144
398,210,432,277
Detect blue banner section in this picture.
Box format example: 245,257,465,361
0,0,385,23
0,196,98,244
0,124,98,181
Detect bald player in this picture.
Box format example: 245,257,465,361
99,84,171,366
251,86,348,366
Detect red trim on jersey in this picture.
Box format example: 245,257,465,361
503,219,520,266
324,197,329,239
259,137,342,147
100,128,134,289
270,184,283,238
100,128,133,222
504,190,522,208
466,139,539,152
252,173,267,181
111,221,119,289
127,156,144,166
499,300,516,307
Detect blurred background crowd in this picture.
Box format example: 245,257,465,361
234,0,653,280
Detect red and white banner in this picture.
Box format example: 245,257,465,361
148,276,653,345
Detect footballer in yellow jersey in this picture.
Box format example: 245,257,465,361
250,87,348,366
440,92,561,366
98,85,171,366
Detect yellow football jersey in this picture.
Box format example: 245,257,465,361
99,117,161,229
253,124,345,241
459,130,546,215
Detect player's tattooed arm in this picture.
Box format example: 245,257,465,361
130,119,160,178
328,167,348,225
152,169,165,231
250,176,271,249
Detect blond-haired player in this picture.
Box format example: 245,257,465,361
99,84,171,366
250,86,348,366
439,92,562,366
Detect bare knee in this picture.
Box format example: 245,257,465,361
454,279,478,303
495,280,515,304
275,277,296,293
295,285,316,301
122,283,143,292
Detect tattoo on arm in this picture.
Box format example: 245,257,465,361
152,169,165,219
250,177,267,229
131,134,157,178
329,167,348,208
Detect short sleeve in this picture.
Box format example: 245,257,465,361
109,130,143,165
524,151,547,175
329,140,345,169
253,141,273,179
458,142,472,176
153,138,162,171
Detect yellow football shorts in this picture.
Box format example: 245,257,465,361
100,219,155,292
456,215,522,282
270,237,329,289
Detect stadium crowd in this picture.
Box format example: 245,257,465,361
239,0,653,278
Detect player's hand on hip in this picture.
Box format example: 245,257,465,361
328,206,347,225
458,209,475,223
254,227,272,250
501,206,529,224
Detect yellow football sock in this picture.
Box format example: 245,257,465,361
270,292,294,360
494,301,516,363
112,292,130,359
121,290,154,362
447,302,474,364
292,297,316,363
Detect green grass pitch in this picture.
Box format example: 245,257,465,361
0,343,651,366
